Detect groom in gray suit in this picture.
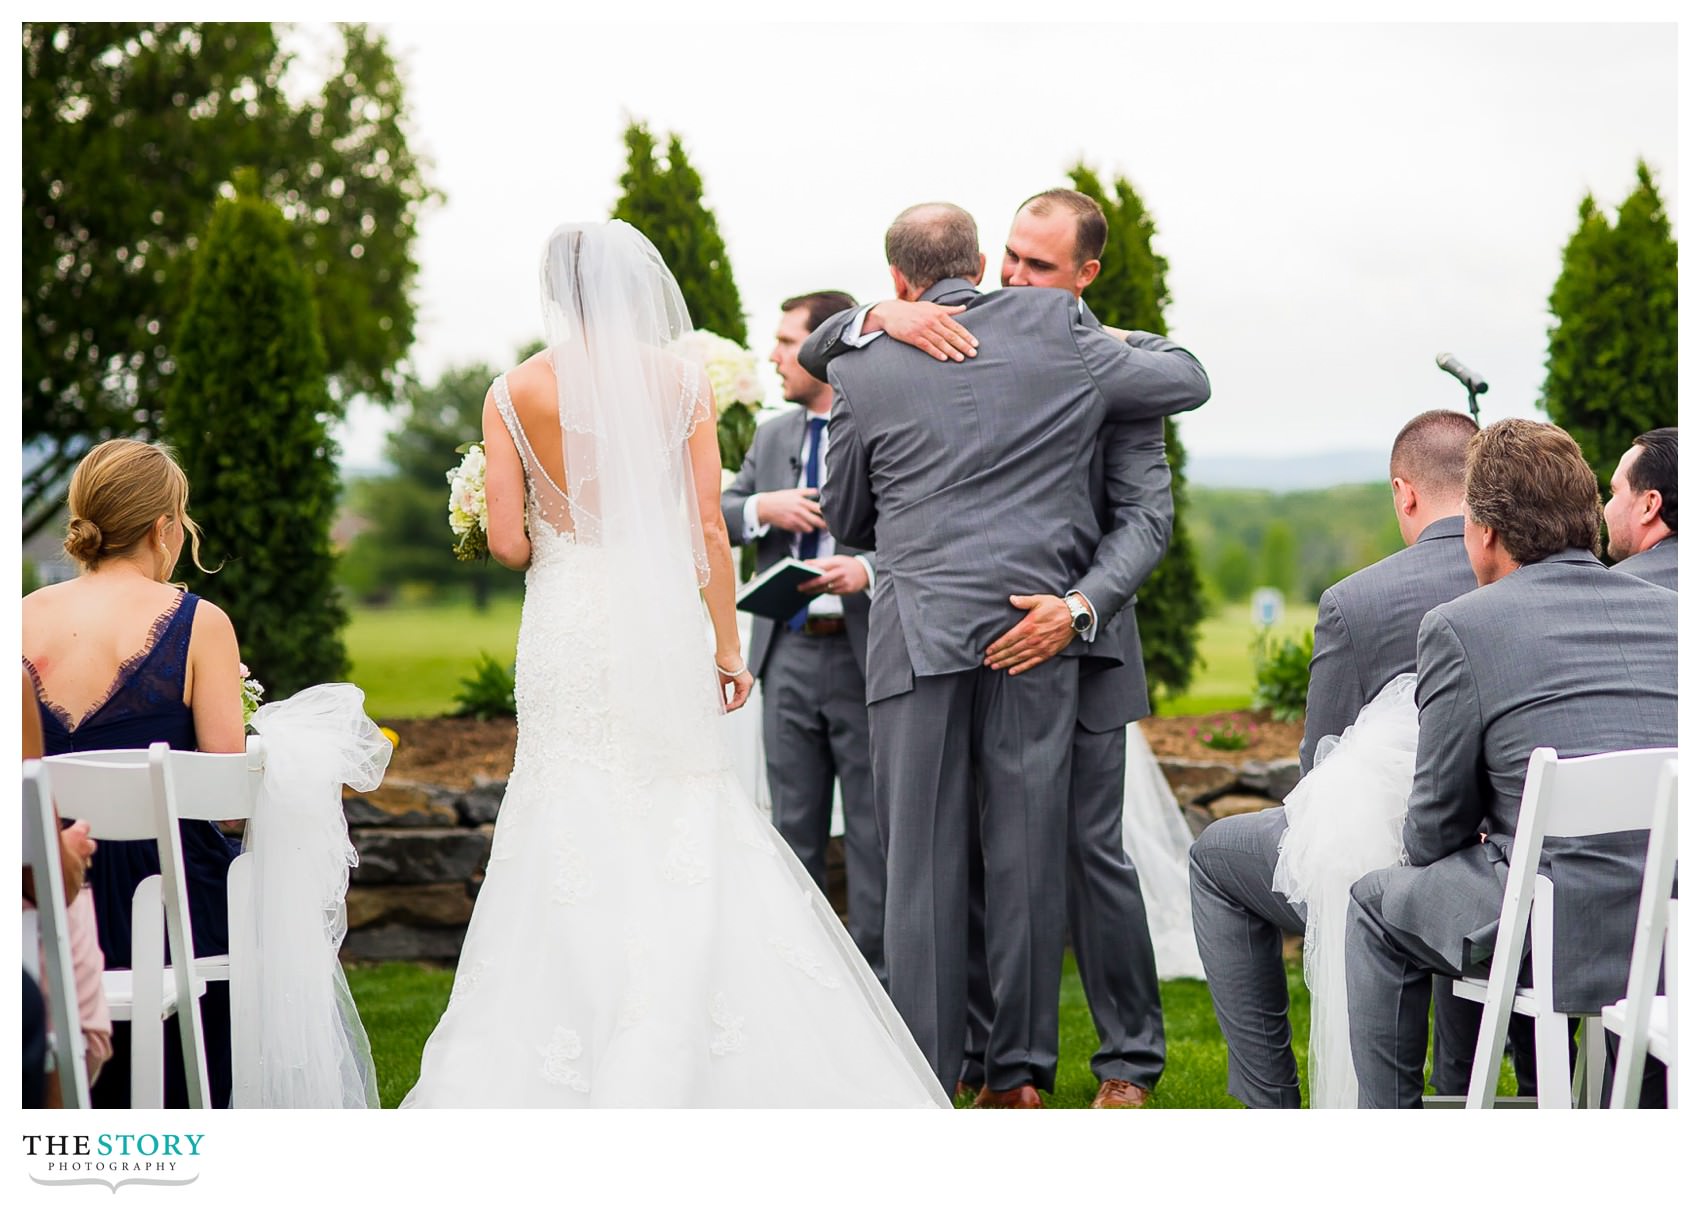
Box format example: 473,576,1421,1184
1189,409,1480,1107
1345,419,1678,1107
721,291,886,978
806,189,1180,1108
812,202,1210,1102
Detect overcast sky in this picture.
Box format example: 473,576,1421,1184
319,19,1678,470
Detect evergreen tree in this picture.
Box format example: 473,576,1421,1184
611,120,747,345
1069,163,1207,702
163,178,346,695
1540,161,1677,486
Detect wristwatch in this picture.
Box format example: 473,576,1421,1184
1065,592,1093,636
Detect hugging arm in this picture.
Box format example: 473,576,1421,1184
820,385,877,551
1075,322,1211,422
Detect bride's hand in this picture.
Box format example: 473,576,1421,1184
716,656,754,713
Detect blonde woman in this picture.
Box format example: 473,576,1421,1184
22,438,244,1107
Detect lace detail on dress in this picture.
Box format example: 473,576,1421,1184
537,1027,590,1091
708,995,746,1057
449,958,491,1007
491,373,577,553
662,817,710,885
549,836,593,905
770,937,843,989
25,591,191,735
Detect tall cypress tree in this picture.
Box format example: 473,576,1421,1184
164,176,346,694
1541,160,1677,486
1069,163,1206,703
610,121,747,345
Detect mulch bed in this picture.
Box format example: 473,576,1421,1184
381,709,1305,789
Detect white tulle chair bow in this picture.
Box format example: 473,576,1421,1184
231,683,391,1108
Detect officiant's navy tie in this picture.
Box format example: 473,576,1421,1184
786,416,828,633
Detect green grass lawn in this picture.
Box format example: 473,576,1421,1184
349,951,1513,1108
346,597,523,718
1160,599,1317,717
346,595,1318,721
348,955,1301,1109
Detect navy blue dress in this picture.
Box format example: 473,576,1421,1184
27,590,239,1108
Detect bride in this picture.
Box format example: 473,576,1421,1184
400,221,947,1108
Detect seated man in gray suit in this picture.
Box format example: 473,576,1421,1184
721,290,886,978
1605,426,1677,590
1189,409,1479,1108
1345,419,1678,1108
814,202,1209,1103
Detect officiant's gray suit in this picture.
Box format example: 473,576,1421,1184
720,407,885,976
1189,515,1477,1107
1344,551,1678,1107
811,277,1209,1092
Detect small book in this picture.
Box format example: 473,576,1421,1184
736,557,823,620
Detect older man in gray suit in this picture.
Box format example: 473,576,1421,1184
813,202,1209,1102
1189,409,1480,1108
721,290,886,977
1605,427,1677,590
1345,419,1678,1108
807,189,1180,1108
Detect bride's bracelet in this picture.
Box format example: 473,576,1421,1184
715,658,748,678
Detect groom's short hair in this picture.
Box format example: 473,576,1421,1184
885,203,981,291
1389,409,1477,494
1464,419,1602,564
1017,189,1108,267
780,290,858,334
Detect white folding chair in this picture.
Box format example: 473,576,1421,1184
42,743,211,1109
56,739,263,1101
1602,759,1678,1108
22,761,92,1108
1454,746,1678,1109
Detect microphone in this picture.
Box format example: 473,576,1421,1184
1435,353,1489,397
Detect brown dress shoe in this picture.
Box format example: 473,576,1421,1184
972,1083,1044,1108
1090,1079,1152,1108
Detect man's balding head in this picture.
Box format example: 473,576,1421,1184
884,203,984,296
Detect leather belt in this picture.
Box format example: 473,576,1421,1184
800,616,848,637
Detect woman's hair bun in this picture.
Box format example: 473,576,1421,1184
64,515,104,563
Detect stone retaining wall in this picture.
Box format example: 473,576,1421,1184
341,757,1300,962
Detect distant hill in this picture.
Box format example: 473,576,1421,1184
1188,449,1388,491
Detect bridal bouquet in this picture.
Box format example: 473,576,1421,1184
446,442,489,562
671,329,765,472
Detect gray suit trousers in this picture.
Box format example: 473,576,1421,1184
873,659,1078,1093
1188,807,1307,1107
962,722,1166,1089
760,627,884,981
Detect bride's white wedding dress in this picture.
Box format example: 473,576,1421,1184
1271,673,1418,1108
401,371,946,1109
1119,723,1206,981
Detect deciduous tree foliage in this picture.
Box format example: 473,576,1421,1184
163,183,346,695
22,21,437,538
1069,164,1207,702
1541,161,1677,485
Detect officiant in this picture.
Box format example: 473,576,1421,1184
721,291,885,981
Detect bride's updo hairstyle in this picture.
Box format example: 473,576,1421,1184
63,438,210,573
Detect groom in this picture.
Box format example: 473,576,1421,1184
807,189,1181,1108
813,202,1209,1100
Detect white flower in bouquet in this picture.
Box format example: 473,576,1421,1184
446,443,489,561
671,330,764,415
239,663,265,731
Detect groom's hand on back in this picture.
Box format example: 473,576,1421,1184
984,594,1076,675
868,300,979,362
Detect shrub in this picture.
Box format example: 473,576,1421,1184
1251,627,1313,722
452,653,516,721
